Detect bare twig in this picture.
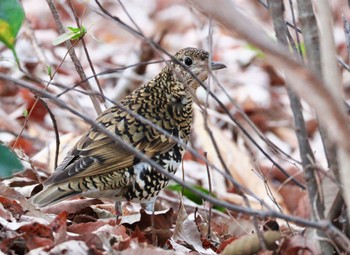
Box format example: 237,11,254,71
257,0,350,72
317,0,350,235
46,0,102,115
66,0,107,108
287,0,303,59
269,0,332,252
203,152,212,239
56,60,165,97
295,1,339,200
11,39,81,151
343,15,350,63
38,98,60,169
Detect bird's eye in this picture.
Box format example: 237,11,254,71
184,57,193,66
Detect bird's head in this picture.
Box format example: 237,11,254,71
169,47,226,89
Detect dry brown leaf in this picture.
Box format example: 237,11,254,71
270,126,298,149
193,107,283,209
123,208,173,246
0,182,51,221
280,234,319,255
278,184,309,216
38,198,102,215
172,201,215,254
220,231,281,255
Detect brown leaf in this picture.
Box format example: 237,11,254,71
193,107,283,208
278,184,309,216
50,211,68,244
68,220,113,234
172,202,214,254
0,196,24,219
18,88,48,123
0,78,19,96
123,208,173,246
280,234,319,255
0,182,51,222
220,231,282,255
9,137,37,156
68,206,99,224
294,195,311,219
40,198,102,215
18,222,54,250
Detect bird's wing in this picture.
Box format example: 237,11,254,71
44,108,177,185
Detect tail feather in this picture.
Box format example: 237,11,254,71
31,185,81,208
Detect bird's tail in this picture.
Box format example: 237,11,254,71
30,184,81,208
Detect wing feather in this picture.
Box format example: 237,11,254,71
44,105,177,186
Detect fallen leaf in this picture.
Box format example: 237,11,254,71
123,208,173,246
220,231,281,255
280,234,319,255
18,222,54,250
172,202,215,254
0,196,24,219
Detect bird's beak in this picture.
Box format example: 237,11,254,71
210,61,227,70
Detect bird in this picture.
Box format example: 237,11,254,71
31,47,226,216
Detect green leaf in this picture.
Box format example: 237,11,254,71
52,26,86,46
245,44,266,59
47,65,52,78
167,184,225,212
0,144,23,178
67,26,86,40
23,109,28,117
295,42,306,58
0,0,25,50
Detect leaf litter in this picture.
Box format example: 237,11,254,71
1,0,348,254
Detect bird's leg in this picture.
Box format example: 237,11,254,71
114,201,122,224
144,200,155,213
142,200,157,245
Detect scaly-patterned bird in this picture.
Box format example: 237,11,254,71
31,47,226,215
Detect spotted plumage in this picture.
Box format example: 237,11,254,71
31,47,226,211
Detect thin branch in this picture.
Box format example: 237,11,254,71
288,0,303,59
67,0,107,108
38,98,60,170
204,152,212,239
269,0,332,252
343,15,350,63
46,0,102,115
11,38,81,150
257,0,350,72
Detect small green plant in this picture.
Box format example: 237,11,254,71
167,183,225,212
52,26,87,46
47,65,52,79
22,109,29,118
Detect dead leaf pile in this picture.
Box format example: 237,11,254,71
2,0,349,254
